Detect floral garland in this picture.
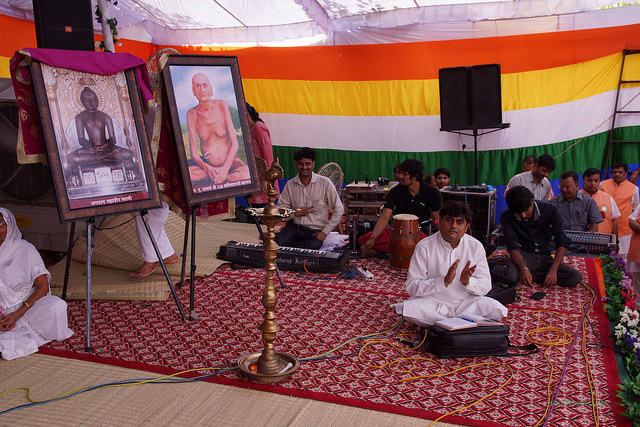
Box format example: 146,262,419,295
95,0,119,52
600,253,639,423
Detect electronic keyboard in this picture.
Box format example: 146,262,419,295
217,241,350,272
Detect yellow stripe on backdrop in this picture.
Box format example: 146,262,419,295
0,56,10,79
243,53,629,117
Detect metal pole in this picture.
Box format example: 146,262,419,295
62,221,76,301
179,208,190,287
189,205,198,320
85,219,94,352
140,210,187,321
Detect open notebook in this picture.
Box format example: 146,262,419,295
434,314,503,331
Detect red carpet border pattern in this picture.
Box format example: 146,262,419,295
42,256,628,427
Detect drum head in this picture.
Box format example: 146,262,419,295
393,214,419,221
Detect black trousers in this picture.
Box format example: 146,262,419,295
274,221,323,250
489,250,582,288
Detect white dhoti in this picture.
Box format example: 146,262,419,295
398,232,508,328
394,295,507,328
135,201,176,262
0,295,73,360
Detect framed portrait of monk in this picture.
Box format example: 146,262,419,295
29,61,162,223
161,54,260,206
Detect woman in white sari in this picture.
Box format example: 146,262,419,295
0,207,73,360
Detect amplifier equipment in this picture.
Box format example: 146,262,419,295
489,228,617,255
217,241,350,273
448,185,488,193
441,187,497,241
564,231,616,254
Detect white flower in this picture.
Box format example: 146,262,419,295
615,324,628,338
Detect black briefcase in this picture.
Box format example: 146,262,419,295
425,324,537,358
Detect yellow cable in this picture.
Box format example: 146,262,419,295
525,280,599,426
356,331,513,427
303,320,403,360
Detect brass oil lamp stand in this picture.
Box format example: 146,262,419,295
238,158,299,383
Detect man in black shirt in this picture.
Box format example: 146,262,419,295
490,186,582,287
360,159,441,256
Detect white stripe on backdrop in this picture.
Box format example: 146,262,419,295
262,88,640,152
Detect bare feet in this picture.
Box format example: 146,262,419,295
130,253,180,278
130,261,156,278
161,253,180,265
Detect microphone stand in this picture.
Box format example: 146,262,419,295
454,143,466,190
350,210,362,259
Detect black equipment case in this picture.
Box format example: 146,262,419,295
424,324,538,358
425,324,511,358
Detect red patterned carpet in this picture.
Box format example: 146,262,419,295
41,255,629,427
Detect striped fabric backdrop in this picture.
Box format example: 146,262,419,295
161,24,640,185
1,15,639,188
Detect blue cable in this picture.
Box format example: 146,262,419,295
0,363,238,415
1,318,405,415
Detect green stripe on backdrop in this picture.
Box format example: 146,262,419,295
273,126,640,185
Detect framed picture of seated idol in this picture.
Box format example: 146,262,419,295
29,61,162,223
161,54,260,207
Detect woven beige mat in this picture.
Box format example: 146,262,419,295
49,259,171,300
49,210,264,300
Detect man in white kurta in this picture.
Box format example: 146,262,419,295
393,201,507,327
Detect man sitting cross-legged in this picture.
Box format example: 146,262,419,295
490,185,582,288
392,201,507,327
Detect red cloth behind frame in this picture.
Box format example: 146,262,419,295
9,47,228,216
10,48,153,156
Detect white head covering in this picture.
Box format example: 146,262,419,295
0,207,50,310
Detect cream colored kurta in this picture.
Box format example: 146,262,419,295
394,232,507,327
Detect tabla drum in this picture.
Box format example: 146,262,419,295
389,214,420,269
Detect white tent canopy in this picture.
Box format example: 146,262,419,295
0,0,623,46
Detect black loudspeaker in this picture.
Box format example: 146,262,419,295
439,64,503,130
469,64,502,128
33,0,95,51
438,67,470,131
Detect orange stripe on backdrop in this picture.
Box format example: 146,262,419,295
1,13,640,80
0,14,37,57
0,14,155,62
159,23,640,80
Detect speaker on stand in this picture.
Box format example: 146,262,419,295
33,0,95,51
438,64,510,184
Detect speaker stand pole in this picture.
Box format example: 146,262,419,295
473,128,479,185
441,124,510,186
